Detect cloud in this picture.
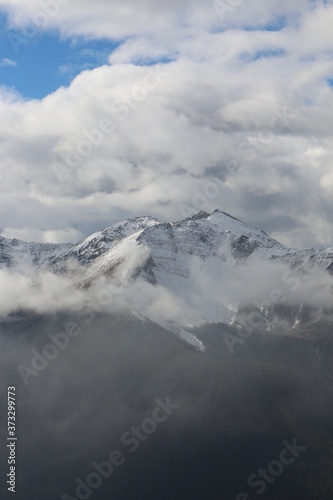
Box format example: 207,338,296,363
0,2,332,248
0,0,315,39
0,268,84,318
0,248,332,328
0,226,84,243
0,57,17,67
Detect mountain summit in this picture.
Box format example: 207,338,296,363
1,211,333,349
1,209,332,276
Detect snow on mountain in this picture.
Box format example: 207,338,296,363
0,236,72,269
1,210,333,349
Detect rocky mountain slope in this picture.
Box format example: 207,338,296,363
1,210,333,347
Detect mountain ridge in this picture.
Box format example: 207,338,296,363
1,210,333,350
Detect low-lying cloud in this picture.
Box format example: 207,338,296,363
1,251,332,332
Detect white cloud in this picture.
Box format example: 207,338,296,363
0,255,332,326
0,1,332,248
0,57,17,67
0,227,84,244
0,0,315,39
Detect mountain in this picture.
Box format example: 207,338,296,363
1,210,333,348
2,211,333,500
0,235,71,268
3,209,332,274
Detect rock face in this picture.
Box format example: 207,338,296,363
0,236,71,269
1,210,333,347
1,209,332,279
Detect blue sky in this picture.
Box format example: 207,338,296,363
0,12,119,99
0,7,288,100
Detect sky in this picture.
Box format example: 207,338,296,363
0,0,332,248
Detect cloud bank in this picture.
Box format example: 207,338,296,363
1,254,332,331
0,1,332,248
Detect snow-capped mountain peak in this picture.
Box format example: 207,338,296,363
1,211,333,350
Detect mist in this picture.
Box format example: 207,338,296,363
1,307,333,499
0,249,333,499
1,252,332,329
